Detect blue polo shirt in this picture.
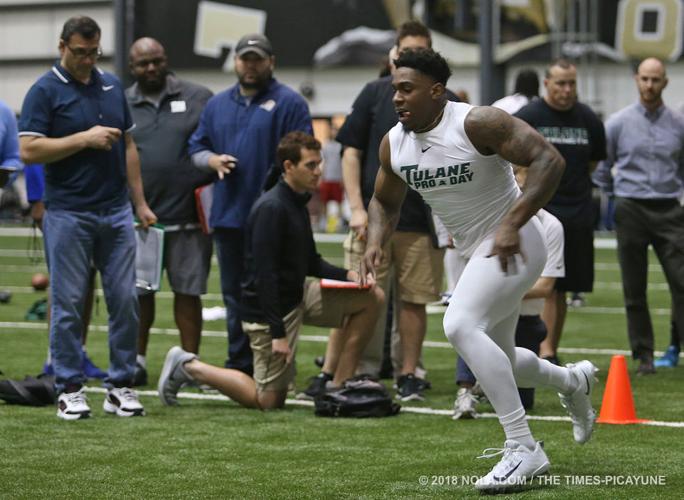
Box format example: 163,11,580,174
18,64,134,211
188,78,312,229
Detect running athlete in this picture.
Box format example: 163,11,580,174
360,48,598,492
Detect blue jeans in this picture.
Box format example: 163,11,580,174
44,205,138,393
213,227,253,375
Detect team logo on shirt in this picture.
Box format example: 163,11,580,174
399,162,474,189
536,126,589,145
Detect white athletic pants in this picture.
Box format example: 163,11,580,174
443,217,548,417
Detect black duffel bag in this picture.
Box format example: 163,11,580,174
314,377,400,418
0,374,56,406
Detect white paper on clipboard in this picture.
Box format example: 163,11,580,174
135,225,164,291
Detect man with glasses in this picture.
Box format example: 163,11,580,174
125,37,214,385
19,16,156,420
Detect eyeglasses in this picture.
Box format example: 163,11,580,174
132,58,166,69
65,45,103,59
301,161,322,171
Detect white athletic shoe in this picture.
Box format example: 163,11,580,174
103,387,145,417
452,387,478,420
56,388,91,420
158,346,197,406
559,360,598,444
474,440,550,492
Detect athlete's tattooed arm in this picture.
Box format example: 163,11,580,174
465,106,565,272
360,133,407,284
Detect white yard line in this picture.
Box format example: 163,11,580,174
82,386,684,427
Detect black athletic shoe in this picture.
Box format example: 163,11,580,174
132,362,148,387
298,372,333,400
396,373,425,401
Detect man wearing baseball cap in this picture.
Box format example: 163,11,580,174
189,33,313,377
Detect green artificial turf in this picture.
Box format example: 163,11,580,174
1,235,682,499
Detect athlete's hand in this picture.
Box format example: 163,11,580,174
360,244,383,286
349,208,368,240
272,337,293,364
83,125,121,150
488,222,522,274
209,154,238,180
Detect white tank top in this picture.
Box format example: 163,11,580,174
389,101,520,257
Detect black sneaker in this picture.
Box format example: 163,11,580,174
297,372,333,400
132,362,148,387
396,373,425,401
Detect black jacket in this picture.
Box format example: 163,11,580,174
241,179,348,338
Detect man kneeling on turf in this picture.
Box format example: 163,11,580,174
158,132,384,409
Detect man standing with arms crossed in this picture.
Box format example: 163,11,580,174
126,37,214,385
19,16,156,419
189,33,312,377
594,57,684,374
361,48,597,491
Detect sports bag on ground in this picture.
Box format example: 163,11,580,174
314,378,401,418
0,374,56,406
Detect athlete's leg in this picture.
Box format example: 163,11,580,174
443,220,545,446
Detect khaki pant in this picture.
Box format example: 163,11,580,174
244,279,374,392
344,230,444,376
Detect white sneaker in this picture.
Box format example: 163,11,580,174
475,440,550,492
452,387,478,420
559,360,598,444
158,346,197,406
56,388,91,420
103,387,145,417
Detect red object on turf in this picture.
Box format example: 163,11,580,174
31,273,49,291
597,355,650,424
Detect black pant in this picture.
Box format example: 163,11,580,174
516,315,548,410
614,197,684,360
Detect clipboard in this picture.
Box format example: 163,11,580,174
135,224,165,291
194,183,214,235
320,278,370,290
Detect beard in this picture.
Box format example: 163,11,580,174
238,69,272,91
139,70,167,94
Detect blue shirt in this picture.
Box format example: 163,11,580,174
24,164,45,202
188,78,312,229
594,102,684,199
0,100,22,170
18,64,134,211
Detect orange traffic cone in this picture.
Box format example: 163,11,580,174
597,355,650,424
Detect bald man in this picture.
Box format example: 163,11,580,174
594,57,684,375
125,38,214,385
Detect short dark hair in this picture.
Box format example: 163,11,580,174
277,131,321,167
396,20,431,47
514,69,539,98
60,16,101,43
545,58,575,78
394,48,451,86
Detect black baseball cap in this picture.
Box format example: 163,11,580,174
235,33,273,58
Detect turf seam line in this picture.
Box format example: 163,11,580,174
1,322,681,358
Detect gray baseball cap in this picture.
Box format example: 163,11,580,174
235,33,273,58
